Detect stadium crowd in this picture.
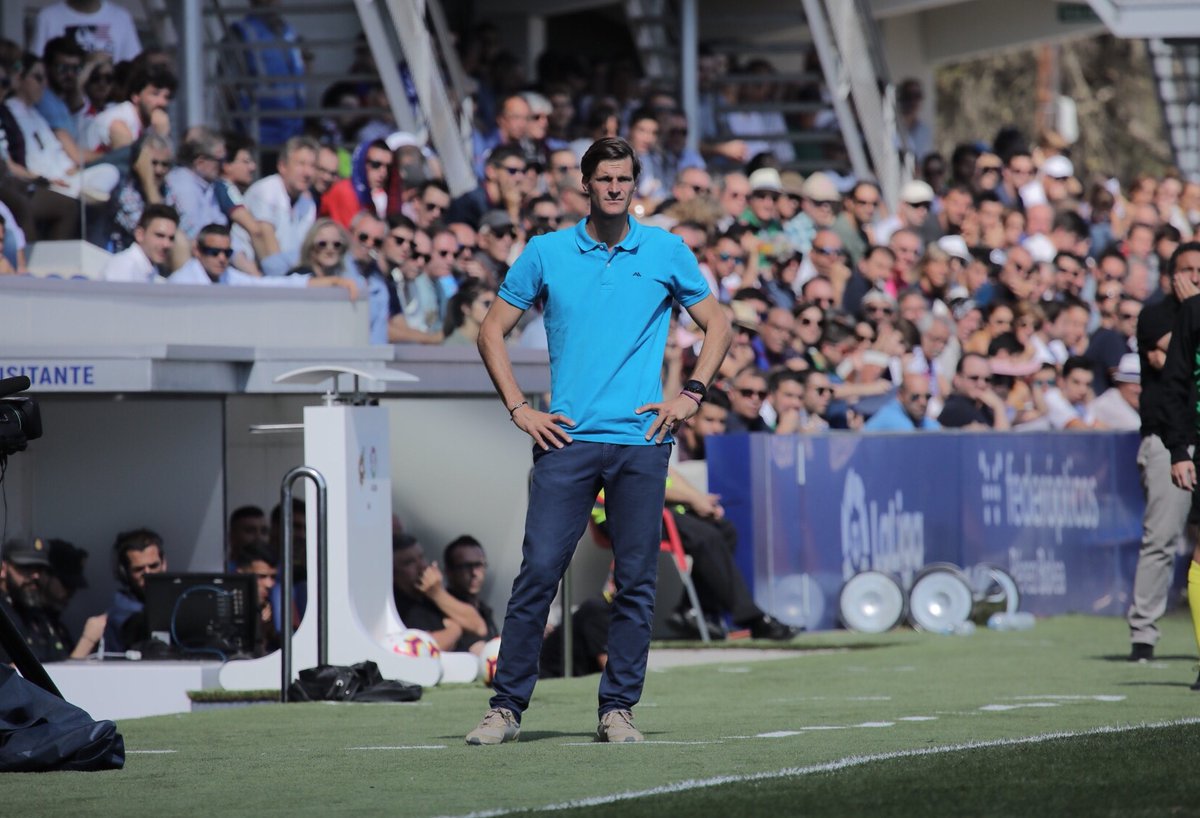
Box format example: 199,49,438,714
1,2,1195,661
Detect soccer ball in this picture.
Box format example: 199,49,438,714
478,637,501,686
384,628,442,660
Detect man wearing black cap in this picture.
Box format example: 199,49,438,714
0,538,69,663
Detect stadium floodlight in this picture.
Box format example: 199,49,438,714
966,563,1022,619
907,564,974,633
838,571,905,633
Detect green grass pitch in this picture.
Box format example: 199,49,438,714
9,613,1200,817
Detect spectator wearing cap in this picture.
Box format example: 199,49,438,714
875,180,935,246
42,537,108,659
743,168,788,263
477,209,518,287
833,180,880,267
787,172,840,255
863,372,940,432
1039,155,1075,207
1089,353,1141,430
0,537,69,663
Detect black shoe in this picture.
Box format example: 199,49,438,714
748,614,802,641
1191,670,1200,691
1128,643,1154,663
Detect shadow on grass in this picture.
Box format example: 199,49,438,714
1116,680,1198,688
439,730,595,743
650,640,900,652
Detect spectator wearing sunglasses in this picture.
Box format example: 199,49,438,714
787,172,840,256
863,372,941,431
832,180,880,267
724,367,771,433
448,144,527,231
937,353,1010,430
476,209,518,288
319,137,397,228
875,180,936,246
743,168,788,265
381,215,442,345
168,222,356,297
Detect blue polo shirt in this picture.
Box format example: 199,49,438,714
499,216,710,444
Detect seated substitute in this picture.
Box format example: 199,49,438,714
392,534,487,651
442,535,500,654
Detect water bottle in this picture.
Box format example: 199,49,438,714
987,612,1035,631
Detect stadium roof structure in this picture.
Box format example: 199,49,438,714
1087,0,1200,37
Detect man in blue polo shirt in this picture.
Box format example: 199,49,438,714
467,137,732,745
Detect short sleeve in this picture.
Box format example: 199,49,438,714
667,236,710,308
214,179,245,215
498,238,544,310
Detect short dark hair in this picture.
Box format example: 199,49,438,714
987,332,1024,357
392,533,420,553
418,179,450,199
768,368,805,394
139,203,179,230
1167,241,1200,275
43,35,86,64
956,351,989,375
126,62,177,99
1062,355,1093,379
197,223,231,243
486,144,525,170
387,213,416,232
580,137,641,183
1051,211,1088,242
113,528,164,583
235,543,277,569
230,505,265,526
443,535,484,567
704,387,731,411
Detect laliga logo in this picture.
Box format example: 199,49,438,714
840,469,925,584
841,469,870,580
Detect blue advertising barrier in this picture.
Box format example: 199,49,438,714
707,431,1146,631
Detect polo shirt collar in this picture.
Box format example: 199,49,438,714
574,215,644,253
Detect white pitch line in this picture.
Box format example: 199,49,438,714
434,718,1200,818
558,740,724,746
980,703,1061,711
898,716,938,722
127,750,177,754
1007,695,1126,702
348,745,447,751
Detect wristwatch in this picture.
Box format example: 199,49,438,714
682,379,707,401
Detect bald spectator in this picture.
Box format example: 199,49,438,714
863,372,940,431
473,93,532,179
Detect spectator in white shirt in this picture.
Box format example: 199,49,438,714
100,203,178,283
1044,355,1105,430
168,222,356,298
86,61,175,153
240,135,318,270
32,1,143,64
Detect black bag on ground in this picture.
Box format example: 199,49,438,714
0,665,125,772
287,661,421,703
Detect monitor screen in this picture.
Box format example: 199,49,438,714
144,573,258,659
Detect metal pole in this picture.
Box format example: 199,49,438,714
680,0,700,157
182,0,205,128
561,569,573,679
279,465,328,702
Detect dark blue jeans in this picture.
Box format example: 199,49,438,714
489,440,671,722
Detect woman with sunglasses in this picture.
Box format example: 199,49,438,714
78,52,115,125
291,217,354,281
442,279,496,346
102,132,173,253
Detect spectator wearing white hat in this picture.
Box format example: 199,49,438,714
744,167,789,263
785,172,840,255
1088,352,1141,430
875,179,935,245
